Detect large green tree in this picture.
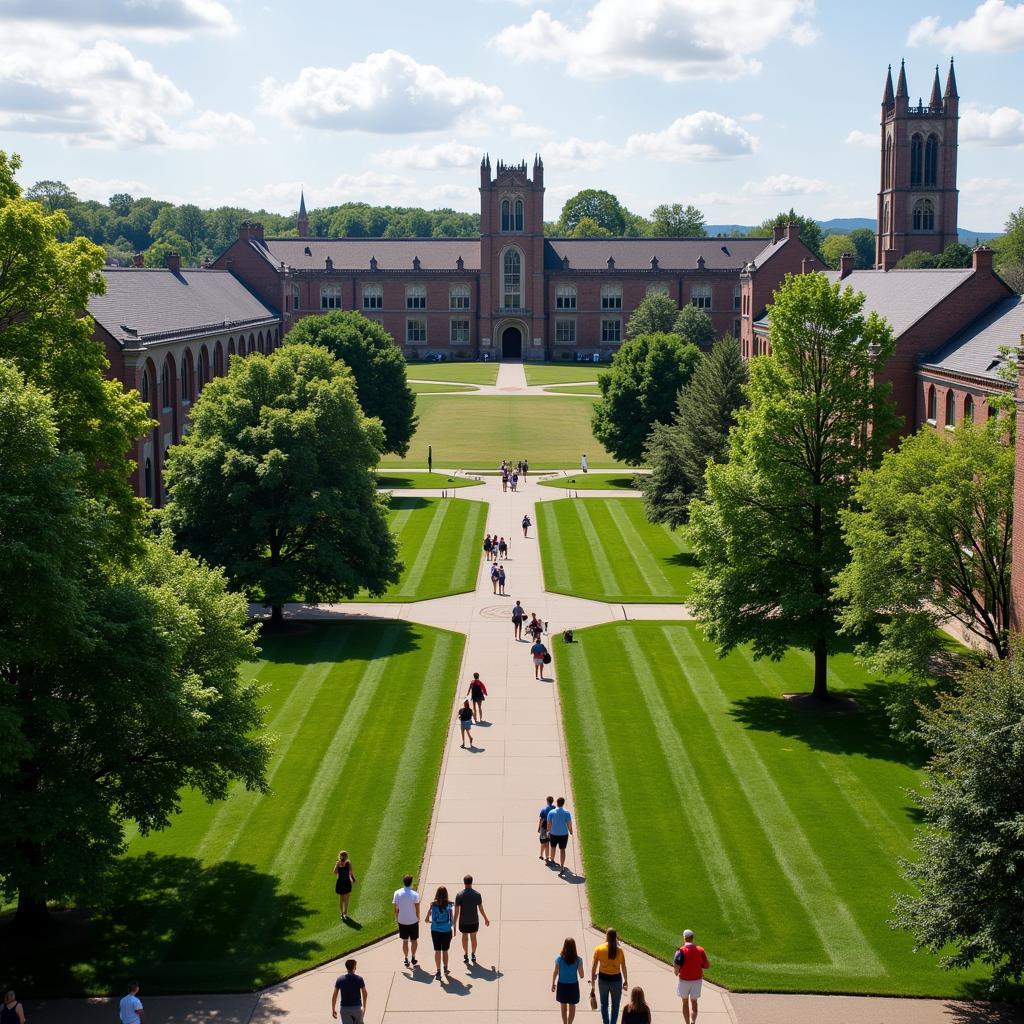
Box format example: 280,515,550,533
592,332,700,465
626,291,678,337
642,337,748,529
755,208,824,258
650,203,706,237
285,310,417,456
672,304,716,349
993,206,1024,269
849,227,876,269
687,272,898,699
557,189,628,235
837,421,1013,677
164,343,400,624
820,233,854,270
892,642,1024,987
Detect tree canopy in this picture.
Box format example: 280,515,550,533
649,203,707,237
687,272,898,699
591,332,700,465
626,291,678,337
163,343,400,624
672,305,716,349
755,209,824,258
285,310,418,456
557,189,628,235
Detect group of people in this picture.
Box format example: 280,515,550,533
482,533,508,560
499,460,521,492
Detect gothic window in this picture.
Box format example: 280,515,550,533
927,385,937,422
501,199,511,232
228,338,236,356
945,390,955,428
139,368,150,404
320,284,341,309
363,284,383,310
910,133,923,185
144,457,153,501
292,285,300,311
503,249,522,308
913,198,935,231
406,318,427,344
555,319,576,344
691,284,712,309
884,135,893,189
405,285,427,309
449,284,470,310
514,199,524,232
883,199,891,234
161,358,171,410
180,356,190,404
556,284,577,310
924,133,939,186
450,319,470,343
214,342,224,376
601,318,622,343
963,394,974,422
601,284,622,310
198,346,209,389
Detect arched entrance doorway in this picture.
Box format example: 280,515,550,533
501,325,523,359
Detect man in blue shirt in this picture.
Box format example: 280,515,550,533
545,796,574,876
537,795,555,863
332,958,367,1023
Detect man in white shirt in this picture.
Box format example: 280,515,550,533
119,981,144,1024
392,874,421,968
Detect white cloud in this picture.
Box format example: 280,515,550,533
0,0,234,40
742,175,830,196
68,176,153,202
961,103,1024,146
908,1,1024,52
543,137,618,170
491,0,816,81
374,142,481,170
626,112,757,161
262,50,506,134
845,128,876,149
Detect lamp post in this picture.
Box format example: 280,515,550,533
428,444,433,474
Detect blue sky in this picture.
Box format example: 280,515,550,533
4,0,1023,230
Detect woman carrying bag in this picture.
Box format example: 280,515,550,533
590,928,628,1024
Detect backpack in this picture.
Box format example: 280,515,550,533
562,629,574,644
430,903,452,929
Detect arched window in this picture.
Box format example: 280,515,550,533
144,457,153,501
963,394,974,422
228,337,236,357
449,284,470,310
363,284,383,310
161,358,171,410
924,133,939,186
910,133,923,186
601,284,623,310
180,354,191,403
502,248,521,308
514,199,524,232
214,341,224,376
945,390,956,427
927,384,937,422
139,368,149,404
556,284,577,310
884,135,893,189
249,333,255,352
501,199,511,232
883,198,890,233
405,285,427,309
199,346,210,388
257,332,265,353
913,199,935,231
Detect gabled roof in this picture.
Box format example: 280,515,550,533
920,295,1024,385
543,237,769,271
91,268,278,346
255,238,481,271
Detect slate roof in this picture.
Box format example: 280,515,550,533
91,268,278,346
256,238,481,271
544,237,770,271
920,294,1024,384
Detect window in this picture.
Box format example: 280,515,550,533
501,199,511,232
556,284,577,310
144,457,153,501
964,394,974,422
406,285,426,309
733,284,742,311
450,319,470,344
292,285,300,311
945,390,955,428
503,249,522,308
228,338,236,356
647,284,670,297
180,358,190,404
514,199,524,231
320,284,341,309
884,135,893,190
988,404,999,420
601,318,622,343
924,133,939,187
913,198,935,231
139,369,149,404
555,319,576,344
161,359,171,410
363,284,383,310
501,198,524,232
691,285,712,309
449,285,470,311
198,347,209,389
910,133,923,186
733,319,740,338
927,385,937,422
214,342,224,376
601,285,622,310
406,318,427,344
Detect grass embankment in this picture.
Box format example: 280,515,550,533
406,361,498,385
524,363,607,386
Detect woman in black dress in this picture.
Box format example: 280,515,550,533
333,849,356,920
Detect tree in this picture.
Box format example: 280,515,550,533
672,304,716,349
849,227,876,269
999,263,1024,294
936,242,972,268
993,206,1024,269
144,232,193,268
642,337,748,529
891,641,1024,987
107,193,135,216
285,310,417,456
895,250,939,269
755,209,823,258
568,216,612,238
820,233,854,270
650,203,707,237
163,343,401,624
558,189,627,235
687,272,898,699
626,291,678,337
837,420,1013,678
592,333,700,465
24,179,77,211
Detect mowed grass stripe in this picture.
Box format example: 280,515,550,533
666,626,882,974
401,499,452,595
571,500,622,595
448,500,487,592
606,500,673,595
537,500,572,587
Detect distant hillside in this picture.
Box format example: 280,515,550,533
708,217,999,246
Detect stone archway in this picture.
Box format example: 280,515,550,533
501,325,523,360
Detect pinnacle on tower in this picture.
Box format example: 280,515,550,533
895,58,908,98
882,64,894,106
298,190,307,217
929,65,942,108
944,57,958,99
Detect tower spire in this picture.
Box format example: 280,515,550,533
296,189,309,236
895,58,908,98
944,56,958,99
929,65,942,107
882,64,894,106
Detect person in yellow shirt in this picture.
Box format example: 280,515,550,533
590,928,628,1024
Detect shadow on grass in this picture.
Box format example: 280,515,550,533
255,620,426,667
0,854,319,997
389,496,433,511
664,550,698,569
728,679,927,768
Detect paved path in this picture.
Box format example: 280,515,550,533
408,360,598,397
32,477,1020,1024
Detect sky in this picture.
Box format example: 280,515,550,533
3,0,1024,231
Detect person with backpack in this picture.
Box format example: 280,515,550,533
424,885,456,980
531,636,549,680
498,537,508,558
491,562,500,594
458,700,474,748
545,797,573,876
511,471,518,492
590,928,628,1024
483,534,493,561
673,929,710,1024
511,600,526,640
522,513,531,537
497,564,506,595
467,672,488,723
537,794,555,862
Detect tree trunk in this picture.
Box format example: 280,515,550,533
812,636,829,700
271,603,283,626
15,890,51,932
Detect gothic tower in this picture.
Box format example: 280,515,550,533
876,59,959,267
297,190,309,237
478,155,546,360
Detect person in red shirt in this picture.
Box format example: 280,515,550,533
673,929,710,1024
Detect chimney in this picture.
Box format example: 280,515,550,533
132,252,144,268
249,221,264,241
412,256,421,271
650,255,659,270
839,252,854,279
165,251,181,273
369,256,378,271
201,255,213,269
881,248,898,272
238,220,252,241
972,245,994,275
456,256,464,270
696,255,706,270
772,224,785,243
786,222,800,241
606,256,615,270
801,257,817,274
325,256,333,271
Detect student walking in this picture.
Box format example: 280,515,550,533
393,874,421,968
511,472,518,491
546,796,573,875
512,600,526,640
502,470,508,492
528,613,543,642
497,565,506,595
674,930,710,1024
498,537,508,558
491,563,500,593
522,513,531,537
118,982,143,1024
331,959,368,1024
454,874,490,965
523,458,529,476
333,850,356,920
590,928,628,1024
458,700,475,747
2,991,26,1024
531,636,549,680
425,885,456,980
537,795,555,862
483,534,493,561
621,988,652,1024
551,936,584,1024
581,453,588,474
467,673,488,722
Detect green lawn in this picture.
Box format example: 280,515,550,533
537,497,693,601
542,384,602,396
8,621,464,994
347,496,486,602
376,471,482,489
380,395,625,470
524,363,607,386
539,474,641,491
406,361,498,384
411,381,479,394
556,620,990,996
